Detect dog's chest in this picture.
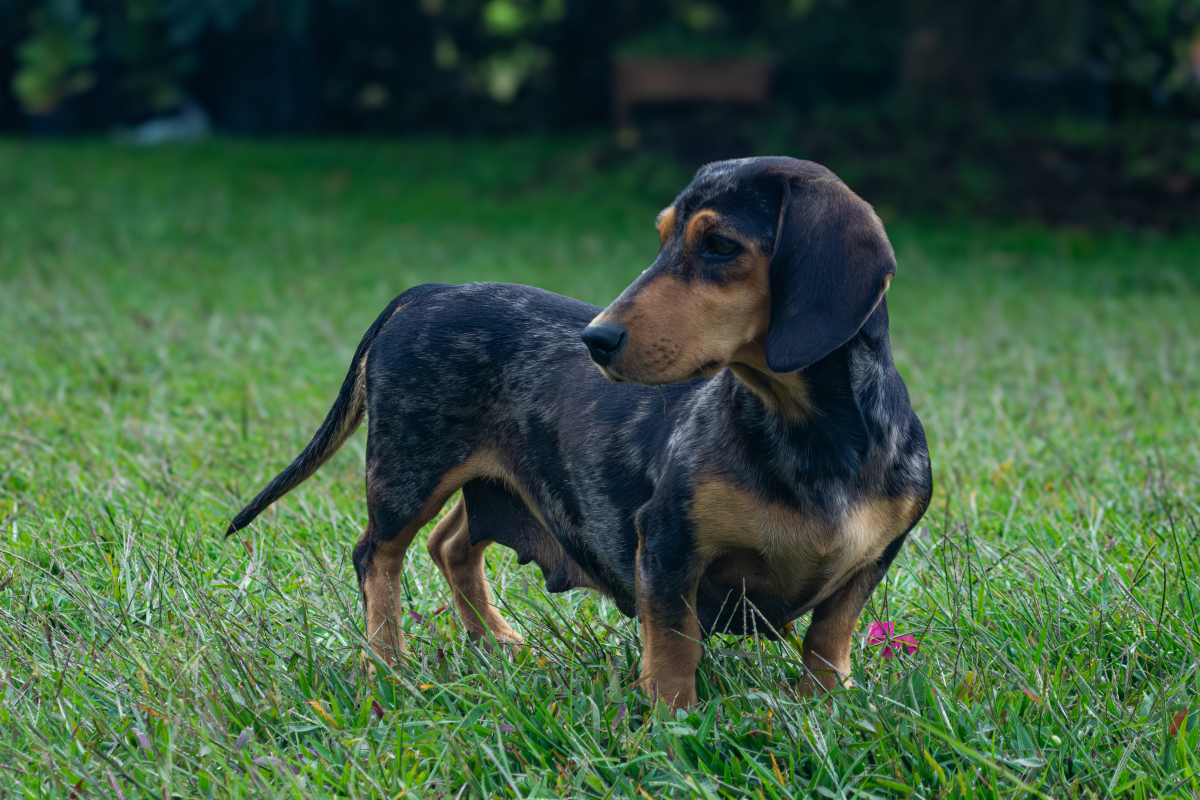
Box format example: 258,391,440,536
690,476,918,611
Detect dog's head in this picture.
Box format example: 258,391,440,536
582,157,896,386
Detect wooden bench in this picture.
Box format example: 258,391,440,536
613,58,773,128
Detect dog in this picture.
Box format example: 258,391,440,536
227,156,932,709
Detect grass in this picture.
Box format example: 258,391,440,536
0,138,1198,799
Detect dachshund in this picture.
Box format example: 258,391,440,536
226,156,933,709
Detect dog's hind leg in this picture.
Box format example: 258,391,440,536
354,512,431,664
354,457,486,664
353,519,405,663
426,497,523,647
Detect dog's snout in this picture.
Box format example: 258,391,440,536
581,324,626,367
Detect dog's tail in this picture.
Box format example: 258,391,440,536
226,295,407,536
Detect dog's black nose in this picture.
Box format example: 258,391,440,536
581,324,626,367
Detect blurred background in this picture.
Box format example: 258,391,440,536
2,0,1199,229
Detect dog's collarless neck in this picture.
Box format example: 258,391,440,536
722,318,896,486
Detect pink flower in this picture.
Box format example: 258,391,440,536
865,620,919,658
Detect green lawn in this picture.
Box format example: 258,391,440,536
1,139,1198,799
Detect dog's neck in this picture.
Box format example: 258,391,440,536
725,301,894,478
729,301,892,422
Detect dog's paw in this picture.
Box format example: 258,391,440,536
360,638,408,676
468,627,526,655
796,669,853,700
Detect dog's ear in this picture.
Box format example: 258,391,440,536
764,175,896,373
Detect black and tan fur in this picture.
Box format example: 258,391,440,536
227,157,932,709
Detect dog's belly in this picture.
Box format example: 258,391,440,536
460,478,643,616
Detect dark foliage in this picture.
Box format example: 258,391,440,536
2,0,1198,227
3,0,1199,134
787,107,1200,231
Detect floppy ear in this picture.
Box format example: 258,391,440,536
765,176,897,373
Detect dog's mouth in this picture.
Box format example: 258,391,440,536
595,364,627,383
596,358,724,386
688,360,724,379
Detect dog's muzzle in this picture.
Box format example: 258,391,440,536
580,323,626,367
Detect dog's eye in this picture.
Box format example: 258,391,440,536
708,235,740,257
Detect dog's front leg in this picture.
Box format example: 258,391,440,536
797,566,878,696
635,536,702,710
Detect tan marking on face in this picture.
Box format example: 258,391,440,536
690,477,923,611
656,205,676,244
684,208,719,248
598,238,772,385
